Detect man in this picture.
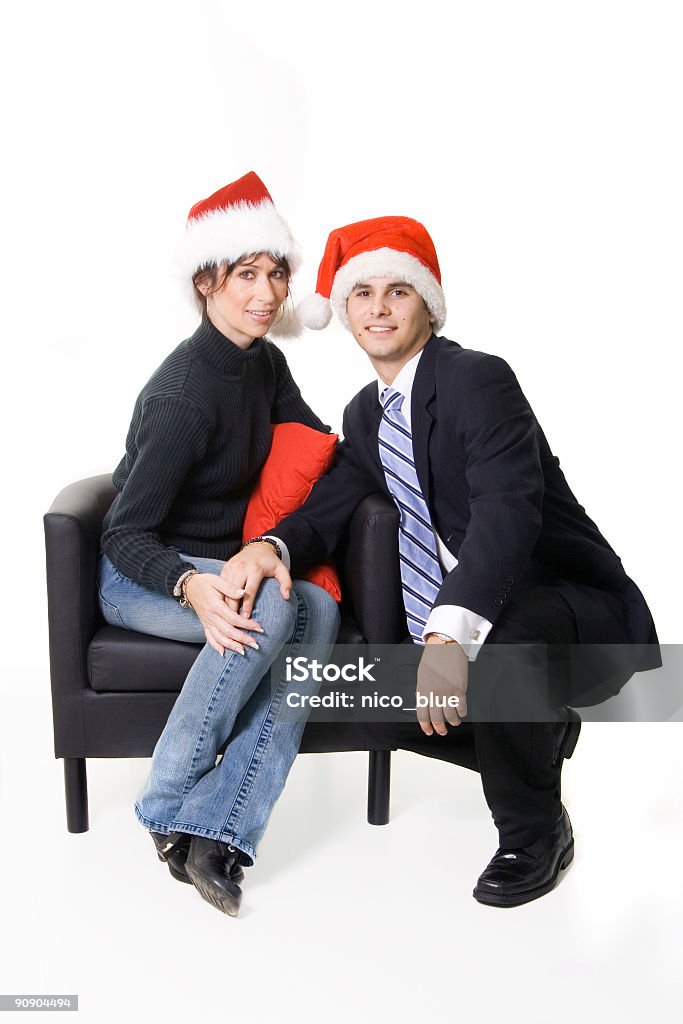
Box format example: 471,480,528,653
223,215,659,907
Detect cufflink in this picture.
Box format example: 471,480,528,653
470,629,481,641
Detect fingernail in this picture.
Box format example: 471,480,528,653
249,642,260,650
237,648,245,657
235,588,246,595
255,626,265,633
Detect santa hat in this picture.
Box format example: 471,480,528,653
176,171,303,337
296,216,447,332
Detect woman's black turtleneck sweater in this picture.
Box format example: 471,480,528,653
101,319,329,597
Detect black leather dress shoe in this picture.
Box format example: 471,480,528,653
150,831,244,886
473,807,574,907
185,836,243,917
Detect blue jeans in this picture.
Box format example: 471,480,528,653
97,553,340,864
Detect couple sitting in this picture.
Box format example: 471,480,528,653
97,171,658,917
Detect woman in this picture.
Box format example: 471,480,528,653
97,172,340,917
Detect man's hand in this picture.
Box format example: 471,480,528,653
416,637,469,736
220,542,292,618
184,572,265,657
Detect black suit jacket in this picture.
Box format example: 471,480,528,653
276,334,658,673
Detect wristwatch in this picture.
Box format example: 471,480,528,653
424,632,458,644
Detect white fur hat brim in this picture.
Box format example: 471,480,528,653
177,198,302,279
329,248,447,332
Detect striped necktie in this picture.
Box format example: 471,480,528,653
378,386,443,644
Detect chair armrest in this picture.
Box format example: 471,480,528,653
44,474,117,700
342,493,405,644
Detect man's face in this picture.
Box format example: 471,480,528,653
346,277,435,366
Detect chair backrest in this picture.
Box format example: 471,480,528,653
44,475,117,698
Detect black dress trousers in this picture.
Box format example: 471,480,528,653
364,586,580,848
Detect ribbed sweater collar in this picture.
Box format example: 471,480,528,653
189,318,264,374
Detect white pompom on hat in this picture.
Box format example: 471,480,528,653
296,216,447,332
176,171,303,337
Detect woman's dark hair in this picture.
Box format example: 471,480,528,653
192,252,292,322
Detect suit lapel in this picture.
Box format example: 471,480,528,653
410,335,438,506
353,383,386,480
368,390,384,474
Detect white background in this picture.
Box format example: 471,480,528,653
1,2,682,1021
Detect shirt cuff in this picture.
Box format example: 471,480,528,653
263,535,290,570
423,606,493,662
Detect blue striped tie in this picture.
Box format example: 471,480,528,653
378,387,443,644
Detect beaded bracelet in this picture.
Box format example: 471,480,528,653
240,536,283,560
173,568,199,609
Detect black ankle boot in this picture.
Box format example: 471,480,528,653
185,836,243,917
150,831,244,886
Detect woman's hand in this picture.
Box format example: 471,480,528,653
184,572,265,657
220,543,292,618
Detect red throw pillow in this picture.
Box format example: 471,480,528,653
242,422,342,601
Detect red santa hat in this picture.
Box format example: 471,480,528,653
176,171,303,336
296,216,447,332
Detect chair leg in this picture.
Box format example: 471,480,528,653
367,749,391,825
64,758,89,833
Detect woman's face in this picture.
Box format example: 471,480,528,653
200,253,289,348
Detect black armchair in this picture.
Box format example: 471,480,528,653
44,476,404,834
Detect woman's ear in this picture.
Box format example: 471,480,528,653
194,271,211,297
